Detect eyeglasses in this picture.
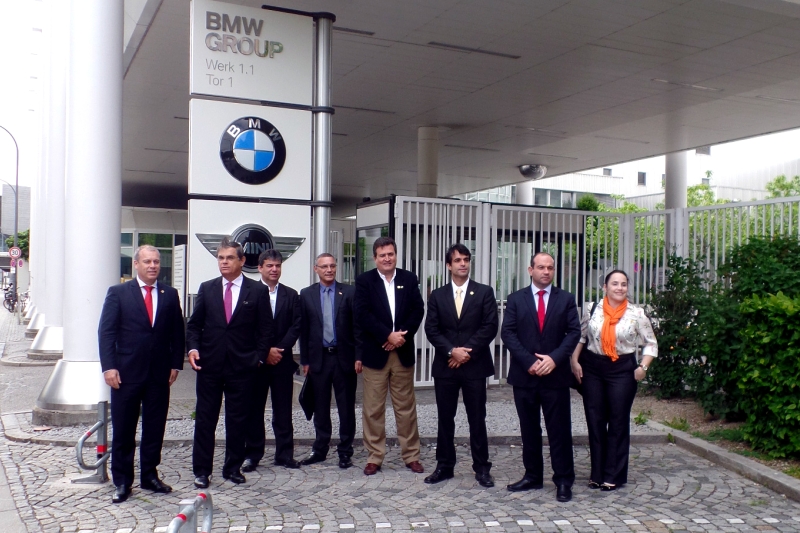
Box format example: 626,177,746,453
315,264,337,270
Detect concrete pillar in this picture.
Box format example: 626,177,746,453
665,151,689,209
34,0,122,425
29,0,67,360
417,126,439,198
515,181,534,205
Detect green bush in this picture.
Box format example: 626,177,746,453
737,293,800,458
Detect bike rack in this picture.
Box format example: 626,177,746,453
73,401,110,484
166,492,214,533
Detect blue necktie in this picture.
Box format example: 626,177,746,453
323,287,335,344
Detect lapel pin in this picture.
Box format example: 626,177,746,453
469,291,474,295
243,301,248,305
398,285,404,289
338,291,343,295
160,289,165,294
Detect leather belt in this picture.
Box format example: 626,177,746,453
323,346,338,354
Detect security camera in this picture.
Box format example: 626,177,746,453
519,164,547,180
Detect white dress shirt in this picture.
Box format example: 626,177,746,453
380,269,396,328
262,279,278,317
222,274,244,315
137,276,158,325
580,301,659,357
531,283,551,312
451,279,469,300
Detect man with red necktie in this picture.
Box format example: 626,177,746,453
186,237,274,489
98,245,185,504
501,252,581,502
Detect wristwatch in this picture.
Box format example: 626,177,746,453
638,363,648,372
448,348,454,357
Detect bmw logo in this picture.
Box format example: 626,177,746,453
232,224,275,273
220,117,287,185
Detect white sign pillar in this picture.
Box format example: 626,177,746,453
313,14,334,261
35,0,122,424
417,127,439,198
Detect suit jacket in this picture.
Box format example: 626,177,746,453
186,276,274,374
501,284,581,389
98,280,185,384
299,282,356,374
425,280,498,380
263,282,301,374
354,268,425,369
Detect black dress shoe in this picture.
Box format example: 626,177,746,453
300,452,326,466
424,468,454,484
112,485,132,503
338,457,353,469
223,470,246,484
275,458,301,469
194,475,210,489
241,459,259,473
141,477,172,493
556,484,573,502
507,477,544,492
475,472,495,488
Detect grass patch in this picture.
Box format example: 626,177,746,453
634,410,652,425
691,427,745,443
735,449,772,461
749,499,768,506
662,417,690,432
784,466,800,480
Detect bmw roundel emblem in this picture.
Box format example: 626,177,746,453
219,117,287,185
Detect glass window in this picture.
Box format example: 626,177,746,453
534,189,548,206
158,249,173,287
548,190,562,208
138,233,173,248
121,247,133,281
638,172,646,186
174,234,188,247
562,191,574,209
603,168,612,176
121,233,133,246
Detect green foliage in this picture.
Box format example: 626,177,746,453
647,253,708,398
633,410,651,425
577,194,600,212
766,174,800,198
663,417,690,431
784,466,800,480
4,229,29,260
718,235,800,299
691,427,745,443
737,292,800,458
687,184,727,207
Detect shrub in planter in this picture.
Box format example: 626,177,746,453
737,292,800,458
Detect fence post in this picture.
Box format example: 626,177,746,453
619,213,635,278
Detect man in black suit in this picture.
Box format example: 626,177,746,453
423,243,498,488
298,253,358,469
186,237,273,488
501,252,580,502
98,245,185,504
242,249,302,472
354,236,425,476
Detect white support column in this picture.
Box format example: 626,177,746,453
665,150,689,255
514,181,534,205
34,0,122,425
312,14,335,261
417,127,439,198
29,0,68,360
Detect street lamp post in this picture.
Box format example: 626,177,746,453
0,125,20,309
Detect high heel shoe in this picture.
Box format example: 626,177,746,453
588,481,601,489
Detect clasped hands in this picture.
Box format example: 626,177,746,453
528,353,555,376
382,330,408,352
448,347,472,368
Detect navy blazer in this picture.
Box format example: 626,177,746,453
186,276,274,374
98,280,185,384
501,284,580,389
264,282,301,374
354,268,424,369
425,280,498,380
299,282,356,374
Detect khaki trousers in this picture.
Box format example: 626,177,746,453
361,351,421,465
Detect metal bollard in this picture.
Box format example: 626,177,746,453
166,492,214,533
72,401,110,484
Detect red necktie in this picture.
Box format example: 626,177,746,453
537,290,546,332
224,281,233,323
144,285,154,326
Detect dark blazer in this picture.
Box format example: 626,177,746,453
98,280,185,384
264,282,301,374
186,276,273,373
299,282,356,374
354,268,425,369
425,280,498,380
501,285,580,389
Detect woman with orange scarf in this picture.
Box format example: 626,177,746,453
570,270,657,491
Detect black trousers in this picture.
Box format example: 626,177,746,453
512,385,575,487
309,352,357,459
244,364,295,464
192,365,254,476
110,377,170,487
434,375,491,473
580,350,638,486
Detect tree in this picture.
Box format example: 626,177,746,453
5,229,29,260
577,194,600,212
766,174,800,198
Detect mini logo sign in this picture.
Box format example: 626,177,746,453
220,117,286,185
196,224,304,274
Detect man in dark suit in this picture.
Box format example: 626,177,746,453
354,236,425,475
423,243,498,488
98,245,185,504
298,253,358,469
501,252,580,502
186,237,273,488
242,249,302,472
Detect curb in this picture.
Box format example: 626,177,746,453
646,420,800,504
0,342,56,367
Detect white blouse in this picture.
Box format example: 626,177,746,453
580,301,658,358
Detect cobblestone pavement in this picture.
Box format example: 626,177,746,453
2,430,800,533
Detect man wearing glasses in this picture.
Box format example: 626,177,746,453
298,253,358,468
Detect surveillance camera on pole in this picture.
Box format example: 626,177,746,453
518,164,547,180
